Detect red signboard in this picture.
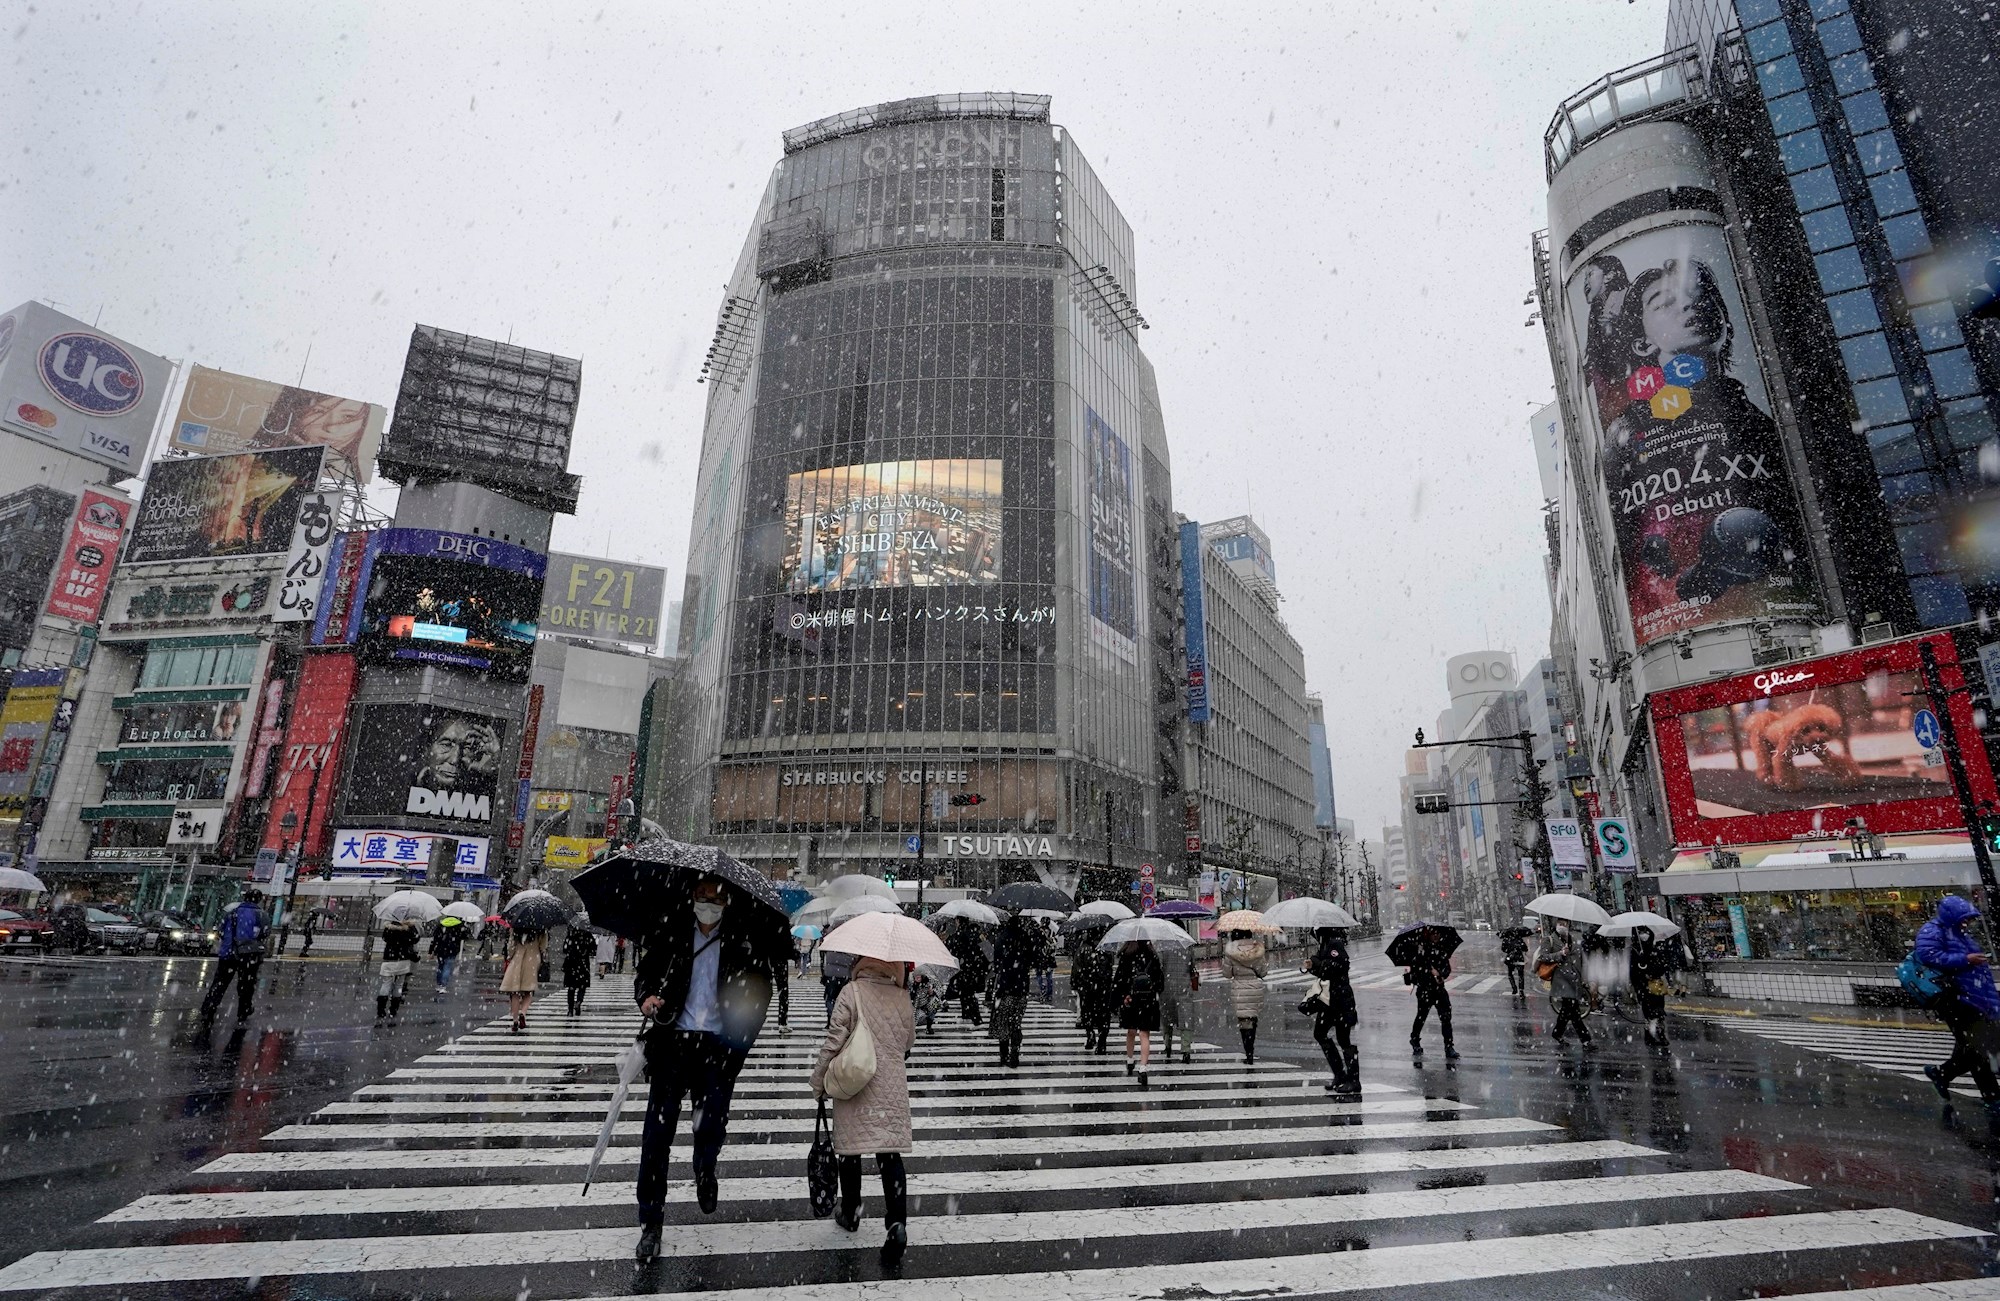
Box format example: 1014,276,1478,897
259,653,357,866
1649,632,1997,848
313,530,368,646
42,488,130,624
506,684,545,850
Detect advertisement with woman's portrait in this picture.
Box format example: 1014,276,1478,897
1565,222,1823,646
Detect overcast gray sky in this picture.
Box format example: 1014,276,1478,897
5,1,1667,840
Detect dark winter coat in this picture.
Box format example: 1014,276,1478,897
380,921,420,963
990,919,1037,998
944,924,989,992
562,928,597,987
430,926,464,960
1500,932,1529,964
1916,895,2000,1018
1073,945,1116,1021
1306,932,1358,1028
634,897,789,1051
1628,938,1670,992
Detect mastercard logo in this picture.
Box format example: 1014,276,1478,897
15,403,58,429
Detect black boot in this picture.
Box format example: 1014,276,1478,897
1239,1025,1256,1064
635,1224,661,1261
834,1155,861,1231
388,997,402,1024
375,995,388,1023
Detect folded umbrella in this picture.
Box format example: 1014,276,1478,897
573,837,788,939
1385,922,1463,967
1525,893,1613,927
932,899,1003,926
1076,899,1136,921
987,880,1073,913
374,890,444,924
583,1019,650,1196
1144,900,1214,920
1261,897,1359,930
827,895,901,926
501,888,570,935
820,911,960,969
1598,910,1682,939
1216,909,1281,935
1097,917,1196,948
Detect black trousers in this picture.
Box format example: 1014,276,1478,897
637,1029,746,1225
1552,996,1592,1042
837,1152,907,1226
199,955,261,1022
565,984,588,1015
1937,1003,2000,1100
1411,986,1453,1044
1314,1015,1357,1086
1505,961,1525,995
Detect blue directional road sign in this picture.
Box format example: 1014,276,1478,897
1913,708,1942,751
905,835,923,855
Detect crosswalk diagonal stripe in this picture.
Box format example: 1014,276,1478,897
306,1091,1463,1120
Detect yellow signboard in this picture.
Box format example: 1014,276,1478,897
544,836,608,868
532,790,573,812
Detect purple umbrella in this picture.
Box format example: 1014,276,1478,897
1145,900,1215,919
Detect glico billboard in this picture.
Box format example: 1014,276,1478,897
1648,633,1998,848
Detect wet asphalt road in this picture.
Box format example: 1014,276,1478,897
2,933,1998,1297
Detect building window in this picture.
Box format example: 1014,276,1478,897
1910,302,1965,351
1766,90,1816,135
1824,288,1881,338
1881,212,1932,259
1840,90,1891,136
1837,331,1897,381
1777,128,1827,173
1853,129,1903,175
1789,166,1841,212
1816,14,1863,57
1927,350,1983,400
1827,51,1874,96
1852,376,1912,427
1757,56,1806,98
1910,574,1972,625
1745,20,1792,62
1800,205,1855,253
137,643,258,689
1814,246,1867,292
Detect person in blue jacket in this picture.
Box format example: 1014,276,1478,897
1916,894,2000,1105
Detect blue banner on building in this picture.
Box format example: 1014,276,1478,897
1179,521,1210,723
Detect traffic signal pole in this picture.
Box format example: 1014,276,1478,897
1919,640,2000,902
914,763,928,918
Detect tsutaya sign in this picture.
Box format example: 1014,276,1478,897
935,833,1056,858
781,766,970,788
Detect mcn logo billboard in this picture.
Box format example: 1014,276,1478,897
406,786,491,821
40,332,145,416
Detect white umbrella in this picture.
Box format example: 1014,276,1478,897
1525,893,1613,927
792,897,838,921
1020,908,1068,921
1262,897,1360,930
821,912,960,968
933,899,1003,926
1098,917,1197,948
1598,910,1682,939
0,867,48,892
827,895,901,926
824,874,897,901
441,901,484,927
583,1023,650,1195
1076,900,1136,920
373,890,444,924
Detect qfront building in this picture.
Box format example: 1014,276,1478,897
663,94,1184,894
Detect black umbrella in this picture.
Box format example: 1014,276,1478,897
1498,925,1535,939
573,837,787,939
987,881,1073,913
1060,912,1117,934
1385,922,1463,967
501,888,570,936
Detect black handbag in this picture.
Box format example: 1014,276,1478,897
807,1097,838,1218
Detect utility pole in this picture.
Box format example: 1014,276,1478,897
1919,640,2000,902
1100,790,1116,907
913,763,928,916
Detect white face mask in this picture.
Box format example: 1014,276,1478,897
693,901,726,926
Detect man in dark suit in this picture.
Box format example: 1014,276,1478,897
633,875,787,1262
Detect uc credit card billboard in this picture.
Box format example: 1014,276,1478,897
0,301,172,476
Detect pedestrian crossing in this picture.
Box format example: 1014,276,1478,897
1686,1013,1984,1100
1,977,1992,1298
1262,961,1520,996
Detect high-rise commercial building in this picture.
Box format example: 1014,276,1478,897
1305,691,1337,832
664,94,1183,895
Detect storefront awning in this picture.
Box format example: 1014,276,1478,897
1653,841,1978,896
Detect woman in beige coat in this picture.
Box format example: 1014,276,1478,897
499,929,547,1033
1220,930,1269,1063
809,956,915,1268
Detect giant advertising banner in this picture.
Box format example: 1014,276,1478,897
0,669,64,822
351,528,544,679
169,364,385,484
1086,408,1137,659
124,446,328,565
257,652,356,864
1560,203,1821,646
0,301,172,476
42,488,132,624
539,551,667,649
343,703,506,827
781,459,1002,592
1649,633,1997,847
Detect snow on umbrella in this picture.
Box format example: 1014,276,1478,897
1145,900,1214,919
502,888,570,935
1598,910,1682,939
374,890,444,924
1261,897,1359,930
1385,922,1463,967
1060,911,1118,934
932,899,1003,926
1076,900,1135,921
1097,917,1196,948
1216,909,1281,934
1525,893,1613,927
824,874,898,901
1020,907,1069,920
582,1021,650,1196
986,880,1073,913
827,895,901,927
820,911,960,969
573,836,788,939
0,867,48,892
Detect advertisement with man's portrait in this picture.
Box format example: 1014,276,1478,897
124,446,327,565
1565,222,1822,646
343,704,506,826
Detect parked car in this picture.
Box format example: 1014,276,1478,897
0,908,52,954
137,911,217,955
53,905,146,954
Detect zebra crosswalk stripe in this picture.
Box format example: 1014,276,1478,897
0,973,1984,1297
1687,1014,1978,1096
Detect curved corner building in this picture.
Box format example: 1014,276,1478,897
665,94,1182,892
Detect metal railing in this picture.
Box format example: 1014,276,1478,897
1544,48,1706,181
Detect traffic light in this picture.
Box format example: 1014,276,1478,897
1413,793,1450,815
949,793,985,806
1979,811,2000,855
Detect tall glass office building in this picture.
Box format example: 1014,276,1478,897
664,94,1183,892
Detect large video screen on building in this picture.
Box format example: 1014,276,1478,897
343,703,506,826
781,459,1002,592
358,553,541,678
1651,634,1998,847
124,447,327,564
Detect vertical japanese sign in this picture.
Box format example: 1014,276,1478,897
507,684,544,851
274,489,337,623
42,488,131,624
1179,521,1210,723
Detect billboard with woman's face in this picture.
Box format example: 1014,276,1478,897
1565,223,1822,647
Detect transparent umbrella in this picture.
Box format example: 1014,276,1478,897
373,890,443,924
826,895,900,926
582,1021,650,1195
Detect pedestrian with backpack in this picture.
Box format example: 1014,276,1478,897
1113,939,1164,1087
1914,894,2000,1107
198,888,269,1026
